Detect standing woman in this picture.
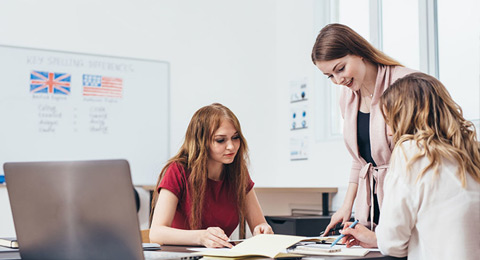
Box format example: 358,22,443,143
311,23,416,233
149,103,272,248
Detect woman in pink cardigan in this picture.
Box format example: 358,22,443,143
311,23,416,233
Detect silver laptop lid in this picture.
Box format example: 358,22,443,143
4,159,144,260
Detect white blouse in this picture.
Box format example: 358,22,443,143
376,141,480,259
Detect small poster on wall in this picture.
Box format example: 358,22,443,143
290,136,308,161
289,78,309,161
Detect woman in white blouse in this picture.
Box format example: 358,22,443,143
340,73,480,259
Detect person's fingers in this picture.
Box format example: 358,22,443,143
341,226,354,236
254,224,273,235
264,225,274,234
207,234,232,248
343,221,353,228
323,220,339,236
253,226,261,236
223,241,233,248
207,240,232,248
345,237,359,248
208,227,229,240
345,239,352,248
344,234,359,248
206,227,231,248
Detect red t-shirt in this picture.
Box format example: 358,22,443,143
158,162,254,237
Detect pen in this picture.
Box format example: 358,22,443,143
330,219,359,247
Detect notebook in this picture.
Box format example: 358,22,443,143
4,159,145,260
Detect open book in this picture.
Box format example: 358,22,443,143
197,234,369,258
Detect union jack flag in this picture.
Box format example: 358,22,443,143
30,70,71,95
82,74,123,98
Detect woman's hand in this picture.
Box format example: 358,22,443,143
253,223,274,236
322,206,351,236
199,227,233,248
340,222,378,248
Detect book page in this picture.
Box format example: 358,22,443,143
199,234,306,258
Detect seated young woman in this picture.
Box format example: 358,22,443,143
149,103,273,248
339,73,480,259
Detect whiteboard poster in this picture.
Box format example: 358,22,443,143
0,45,169,185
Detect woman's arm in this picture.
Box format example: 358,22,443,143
322,182,358,236
149,189,232,248
244,189,273,235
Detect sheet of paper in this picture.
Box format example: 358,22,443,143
188,248,230,252
0,246,18,252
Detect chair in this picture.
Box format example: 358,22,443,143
141,229,150,243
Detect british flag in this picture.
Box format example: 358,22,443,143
30,70,71,95
82,74,123,98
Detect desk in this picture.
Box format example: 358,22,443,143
0,245,404,260
161,245,403,259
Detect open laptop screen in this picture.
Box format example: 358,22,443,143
4,159,144,260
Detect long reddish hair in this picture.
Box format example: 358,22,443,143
150,103,250,229
311,23,402,66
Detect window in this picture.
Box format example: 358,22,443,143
315,0,480,141
437,0,480,122
328,0,371,138
382,0,420,70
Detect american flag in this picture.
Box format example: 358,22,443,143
30,71,71,95
83,74,123,98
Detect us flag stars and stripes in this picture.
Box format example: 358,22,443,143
30,70,71,95
82,74,123,98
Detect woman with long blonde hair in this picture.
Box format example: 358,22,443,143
339,73,480,259
149,103,272,248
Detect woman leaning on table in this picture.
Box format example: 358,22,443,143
311,23,416,233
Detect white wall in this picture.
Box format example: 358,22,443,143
0,0,352,236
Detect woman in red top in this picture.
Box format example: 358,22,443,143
149,103,273,248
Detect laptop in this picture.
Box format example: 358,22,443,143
4,159,145,260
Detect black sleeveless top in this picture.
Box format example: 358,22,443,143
357,111,380,224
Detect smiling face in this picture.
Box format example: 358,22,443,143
208,120,241,168
315,54,369,92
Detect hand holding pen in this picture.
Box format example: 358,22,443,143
330,220,359,247
338,221,378,248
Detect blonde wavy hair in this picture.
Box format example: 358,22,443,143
150,103,250,229
380,73,480,187
311,23,402,67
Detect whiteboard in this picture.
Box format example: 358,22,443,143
0,45,169,185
